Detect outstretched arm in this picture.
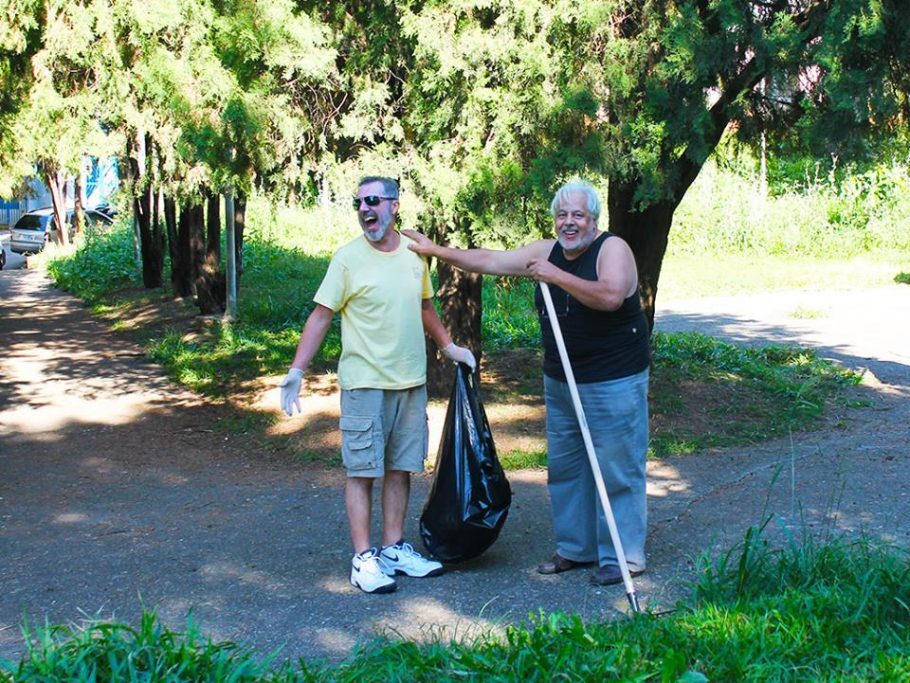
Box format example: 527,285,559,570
402,229,552,277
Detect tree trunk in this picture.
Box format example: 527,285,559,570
129,132,163,289
173,200,197,298
205,191,220,259
152,184,161,269
73,170,84,237
607,181,677,334
45,166,68,247
422,217,484,396
195,191,225,314
426,256,483,398
234,194,246,277
164,194,179,286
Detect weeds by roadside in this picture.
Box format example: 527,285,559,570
648,332,862,456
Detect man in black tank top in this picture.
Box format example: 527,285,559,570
403,181,650,586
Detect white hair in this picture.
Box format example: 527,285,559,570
549,181,601,221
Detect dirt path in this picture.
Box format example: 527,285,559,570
1,270,908,665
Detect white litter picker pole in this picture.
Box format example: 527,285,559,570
539,282,641,613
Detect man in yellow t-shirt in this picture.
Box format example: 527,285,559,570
278,176,476,594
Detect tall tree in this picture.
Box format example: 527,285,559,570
0,0,45,195
127,131,164,288
2,0,119,243
549,0,910,330
397,1,577,388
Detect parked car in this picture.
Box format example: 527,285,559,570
9,207,113,255
94,204,118,220
0,241,6,269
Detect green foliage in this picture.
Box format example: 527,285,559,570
692,522,910,678
2,0,124,197
1,611,293,682
896,272,910,285
672,157,910,256
44,224,140,300
0,0,44,194
481,277,539,350
4,0,910,322
5,533,909,681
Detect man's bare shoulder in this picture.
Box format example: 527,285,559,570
599,233,635,258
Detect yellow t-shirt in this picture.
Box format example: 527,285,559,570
314,233,435,390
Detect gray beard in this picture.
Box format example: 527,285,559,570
363,214,392,242
557,231,594,254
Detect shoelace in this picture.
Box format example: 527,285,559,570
386,541,424,559
358,553,391,574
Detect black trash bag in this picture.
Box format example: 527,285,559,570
420,363,512,562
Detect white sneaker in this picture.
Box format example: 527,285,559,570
380,541,444,578
350,548,397,594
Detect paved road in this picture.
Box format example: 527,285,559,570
1,271,908,665
651,286,910,564
657,288,910,388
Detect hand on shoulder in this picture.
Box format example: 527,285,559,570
401,229,436,256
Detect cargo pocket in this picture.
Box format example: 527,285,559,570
340,416,378,472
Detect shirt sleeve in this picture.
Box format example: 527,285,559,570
420,258,434,300
313,255,348,312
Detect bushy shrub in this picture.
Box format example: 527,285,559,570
45,223,139,301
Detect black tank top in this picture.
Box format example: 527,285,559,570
533,232,650,383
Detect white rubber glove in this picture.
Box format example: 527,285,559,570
442,343,476,370
279,368,304,416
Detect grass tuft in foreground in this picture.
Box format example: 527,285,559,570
5,530,908,681
0,612,289,683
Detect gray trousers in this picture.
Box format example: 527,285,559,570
544,369,649,571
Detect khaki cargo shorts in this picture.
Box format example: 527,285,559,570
339,385,428,478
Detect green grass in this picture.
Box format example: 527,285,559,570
647,331,862,457
5,531,908,681
671,158,910,258
498,448,548,469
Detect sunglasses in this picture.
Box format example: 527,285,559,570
352,195,397,210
